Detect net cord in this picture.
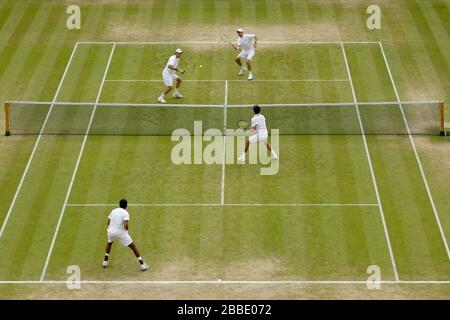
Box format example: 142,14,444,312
6,100,444,108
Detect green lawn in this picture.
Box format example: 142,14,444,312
0,0,449,299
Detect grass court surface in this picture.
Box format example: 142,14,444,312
0,0,449,299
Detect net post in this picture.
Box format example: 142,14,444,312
439,101,445,136
4,101,10,136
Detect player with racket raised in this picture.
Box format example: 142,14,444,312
222,28,257,80
158,48,185,103
238,105,278,162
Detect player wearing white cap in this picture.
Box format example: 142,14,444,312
231,28,257,80
158,48,185,103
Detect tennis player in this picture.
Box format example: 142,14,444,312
157,48,184,103
238,105,278,162
103,199,149,271
231,28,257,80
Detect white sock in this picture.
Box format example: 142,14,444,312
160,93,165,98
271,150,277,156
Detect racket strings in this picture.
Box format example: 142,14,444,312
221,34,231,43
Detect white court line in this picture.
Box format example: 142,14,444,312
77,41,381,45
221,80,228,205
66,203,379,207
378,42,450,260
341,43,399,281
0,43,80,240
1,280,450,285
104,79,349,82
40,43,117,281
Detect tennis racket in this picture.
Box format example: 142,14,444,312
178,62,197,74
220,33,232,45
237,120,251,130
186,62,197,72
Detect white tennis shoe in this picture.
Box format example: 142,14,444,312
238,153,246,162
102,260,108,268
157,95,166,103
248,72,254,80
173,91,183,98
140,263,149,271
238,66,247,75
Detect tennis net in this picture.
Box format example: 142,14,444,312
4,100,446,136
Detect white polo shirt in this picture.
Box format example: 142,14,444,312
163,54,179,75
251,114,268,136
237,34,255,52
108,208,129,233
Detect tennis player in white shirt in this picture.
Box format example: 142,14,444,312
231,28,257,80
239,105,278,162
103,199,149,271
158,48,184,103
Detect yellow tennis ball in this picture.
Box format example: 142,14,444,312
199,65,203,68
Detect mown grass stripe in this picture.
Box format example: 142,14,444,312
0,0,17,32
13,43,117,282
383,6,447,101
406,1,450,88
0,138,35,221
417,1,450,67
15,138,84,279
0,0,29,46
278,0,296,25
0,1,41,81
254,0,269,24
430,1,450,37
0,7,113,280
0,137,81,279
1,5,63,102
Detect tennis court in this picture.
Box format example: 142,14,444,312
1,40,449,293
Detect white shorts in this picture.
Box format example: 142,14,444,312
237,50,255,61
249,132,268,144
162,71,179,86
107,231,133,246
